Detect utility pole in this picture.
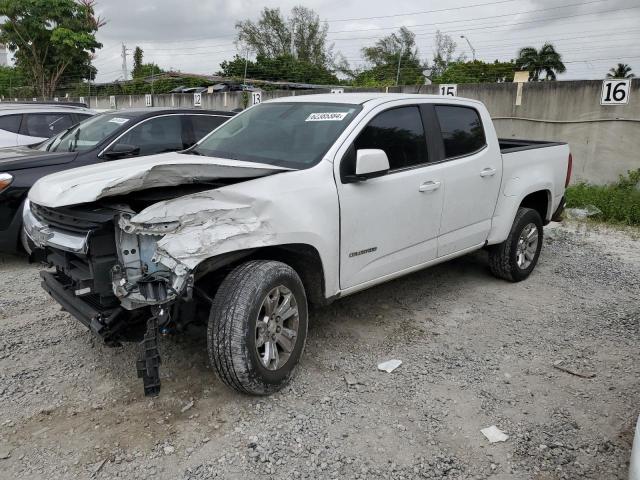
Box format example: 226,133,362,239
290,21,296,58
243,47,249,85
121,42,130,80
460,35,476,61
395,43,403,86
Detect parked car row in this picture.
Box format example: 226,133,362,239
0,107,234,252
15,93,571,398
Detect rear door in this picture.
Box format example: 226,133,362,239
335,103,444,289
432,104,502,256
182,114,230,148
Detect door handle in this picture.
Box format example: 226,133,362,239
419,180,441,192
480,167,497,177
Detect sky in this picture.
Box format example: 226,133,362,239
91,0,640,83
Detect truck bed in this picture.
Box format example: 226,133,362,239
499,138,567,154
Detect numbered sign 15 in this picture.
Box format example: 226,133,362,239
439,84,457,96
193,92,202,107
251,91,262,105
601,79,630,105
144,94,153,107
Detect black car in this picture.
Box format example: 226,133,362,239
0,108,234,253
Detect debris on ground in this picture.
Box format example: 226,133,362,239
377,359,402,373
480,425,509,443
181,400,195,413
565,204,602,219
552,360,596,379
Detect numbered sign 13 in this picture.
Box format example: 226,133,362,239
601,79,630,105
439,84,457,96
251,91,262,105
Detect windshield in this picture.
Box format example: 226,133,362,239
192,102,362,168
43,113,135,153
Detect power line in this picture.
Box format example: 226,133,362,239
328,0,607,34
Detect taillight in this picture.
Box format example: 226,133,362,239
0,173,13,194
565,153,573,188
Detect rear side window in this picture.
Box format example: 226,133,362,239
190,115,228,143
0,114,22,134
354,106,428,170
435,106,486,158
21,113,74,138
116,115,184,156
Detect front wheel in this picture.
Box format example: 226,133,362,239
488,207,543,282
207,260,308,395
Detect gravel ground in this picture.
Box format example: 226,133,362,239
0,221,638,480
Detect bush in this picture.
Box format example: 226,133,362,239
565,169,640,225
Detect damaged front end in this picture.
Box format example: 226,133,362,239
26,182,273,397
112,214,193,310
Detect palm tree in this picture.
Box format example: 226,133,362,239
515,43,566,81
606,63,634,79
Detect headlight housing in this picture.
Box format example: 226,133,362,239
0,173,13,194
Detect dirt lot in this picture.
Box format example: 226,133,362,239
0,222,638,480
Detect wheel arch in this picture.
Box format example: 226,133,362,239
192,243,329,307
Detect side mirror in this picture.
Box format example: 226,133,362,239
103,143,140,159
349,149,389,182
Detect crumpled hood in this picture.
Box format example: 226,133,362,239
29,151,290,208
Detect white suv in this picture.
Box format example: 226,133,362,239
0,103,94,147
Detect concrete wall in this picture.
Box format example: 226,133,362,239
55,79,640,184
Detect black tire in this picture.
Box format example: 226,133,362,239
207,260,308,395
488,207,544,282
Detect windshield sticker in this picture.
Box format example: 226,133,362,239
305,112,348,122
108,117,130,125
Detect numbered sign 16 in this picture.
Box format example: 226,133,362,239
193,92,202,107
144,94,153,107
439,84,457,96
601,79,630,105
251,91,262,106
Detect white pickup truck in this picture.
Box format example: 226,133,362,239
24,93,571,396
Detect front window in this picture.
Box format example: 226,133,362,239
44,113,135,153
191,102,362,168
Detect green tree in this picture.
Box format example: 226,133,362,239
515,43,566,81
353,27,426,86
0,65,29,97
129,46,163,79
219,53,338,84
236,6,333,67
132,46,144,78
431,30,464,78
434,60,516,84
606,63,634,79
0,0,104,98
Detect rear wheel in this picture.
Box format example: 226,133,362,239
207,260,308,395
488,207,543,282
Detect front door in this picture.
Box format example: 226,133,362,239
336,105,444,289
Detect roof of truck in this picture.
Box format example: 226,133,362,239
267,92,482,107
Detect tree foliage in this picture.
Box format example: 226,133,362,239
0,0,104,97
515,43,566,81
131,46,163,79
431,31,464,78
219,53,338,84
606,63,634,79
353,27,426,86
236,6,333,67
0,65,28,97
433,60,516,84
